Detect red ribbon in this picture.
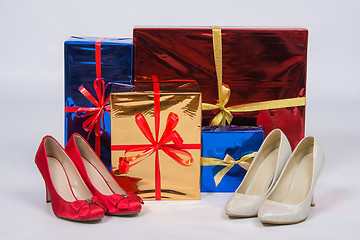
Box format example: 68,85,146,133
111,76,201,200
65,37,109,156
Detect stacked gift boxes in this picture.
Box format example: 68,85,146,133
64,27,308,199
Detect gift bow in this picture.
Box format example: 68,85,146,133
201,152,257,187
202,26,306,126
202,84,232,125
65,77,110,155
119,111,193,173
65,38,110,155
75,78,111,138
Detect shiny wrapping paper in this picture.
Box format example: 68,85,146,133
64,37,133,169
133,27,308,149
111,81,202,200
201,126,264,192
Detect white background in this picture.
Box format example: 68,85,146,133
1,0,359,239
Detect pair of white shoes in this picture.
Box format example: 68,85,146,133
225,129,325,224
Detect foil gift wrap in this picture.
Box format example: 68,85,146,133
201,126,264,192
111,77,202,200
133,27,308,149
64,37,133,169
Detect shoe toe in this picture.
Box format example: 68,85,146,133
258,200,308,224
128,199,142,213
127,192,143,213
225,193,265,217
72,200,105,221
104,193,142,215
88,204,106,219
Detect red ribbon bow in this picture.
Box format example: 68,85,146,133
65,38,109,156
74,78,110,137
121,112,193,169
112,76,201,200
118,112,194,200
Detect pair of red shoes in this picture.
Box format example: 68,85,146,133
35,133,143,222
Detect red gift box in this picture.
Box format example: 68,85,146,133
133,26,308,149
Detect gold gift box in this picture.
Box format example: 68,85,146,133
111,80,202,200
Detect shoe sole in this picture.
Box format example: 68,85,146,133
105,211,140,216
57,216,103,222
226,213,257,218
259,216,308,225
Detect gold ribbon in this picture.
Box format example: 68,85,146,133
202,26,306,126
201,152,256,187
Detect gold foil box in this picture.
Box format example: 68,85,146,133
111,81,202,200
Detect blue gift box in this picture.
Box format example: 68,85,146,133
201,126,264,192
64,37,133,170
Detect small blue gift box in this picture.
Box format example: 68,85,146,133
201,126,264,192
64,37,133,170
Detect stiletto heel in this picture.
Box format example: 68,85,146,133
258,136,325,224
225,129,292,217
46,186,51,203
311,196,315,207
35,136,106,222
66,133,143,216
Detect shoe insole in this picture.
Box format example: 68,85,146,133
245,148,279,196
47,157,77,202
282,153,313,205
82,157,125,195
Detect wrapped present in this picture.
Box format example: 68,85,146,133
110,76,202,200
201,126,264,192
133,27,308,149
64,37,133,169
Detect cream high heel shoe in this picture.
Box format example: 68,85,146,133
225,129,292,217
257,136,325,224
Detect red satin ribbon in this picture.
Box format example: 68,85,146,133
65,37,108,156
111,76,201,200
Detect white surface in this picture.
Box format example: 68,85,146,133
1,0,359,239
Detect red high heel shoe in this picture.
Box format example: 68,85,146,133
65,133,143,216
35,136,106,222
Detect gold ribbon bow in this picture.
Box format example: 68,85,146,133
201,152,256,187
202,26,306,126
